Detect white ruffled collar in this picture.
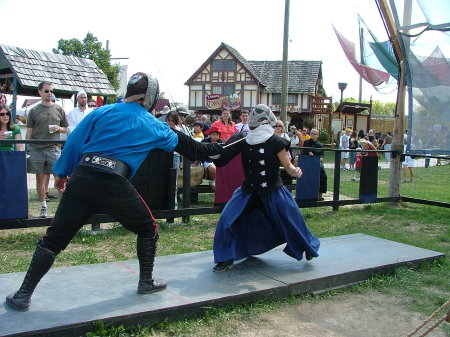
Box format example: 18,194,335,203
245,124,274,145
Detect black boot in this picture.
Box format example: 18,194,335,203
136,234,167,294
173,129,224,161
6,245,55,311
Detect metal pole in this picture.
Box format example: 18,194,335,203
280,0,290,124
333,150,341,211
12,77,18,122
359,26,364,103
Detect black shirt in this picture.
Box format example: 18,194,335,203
215,134,290,196
302,139,324,157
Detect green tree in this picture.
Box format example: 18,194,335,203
53,32,120,90
371,100,395,115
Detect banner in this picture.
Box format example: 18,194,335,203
206,94,241,110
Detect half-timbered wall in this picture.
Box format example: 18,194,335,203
187,46,320,114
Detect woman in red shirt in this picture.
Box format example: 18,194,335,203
211,109,236,141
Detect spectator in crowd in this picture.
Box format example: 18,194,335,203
0,104,23,151
289,125,302,161
202,126,223,190
192,121,204,141
402,130,420,182
26,81,68,218
302,128,327,201
340,128,351,170
381,131,393,163
351,138,377,181
289,126,299,145
210,108,236,141
301,127,311,142
348,131,359,170
201,114,211,134
367,129,378,147
357,129,365,140
274,120,290,140
156,105,170,122
176,107,192,136
67,91,92,134
212,104,320,272
235,110,250,136
88,98,97,109
274,120,292,161
200,115,211,134
5,72,224,312
290,126,305,147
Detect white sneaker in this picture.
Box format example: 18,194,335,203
209,180,216,191
40,206,48,218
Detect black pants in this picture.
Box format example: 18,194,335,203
42,166,157,254
319,166,327,194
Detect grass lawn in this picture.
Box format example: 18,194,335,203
1,162,449,336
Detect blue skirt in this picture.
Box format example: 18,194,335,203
213,186,320,263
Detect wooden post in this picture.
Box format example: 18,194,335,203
377,0,411,200
389,61,405,198
280,0,290,125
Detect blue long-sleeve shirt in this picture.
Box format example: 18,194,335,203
53,102,178,178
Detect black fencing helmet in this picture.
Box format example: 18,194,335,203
125,72,159,112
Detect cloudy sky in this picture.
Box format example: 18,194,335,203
1,0,399,106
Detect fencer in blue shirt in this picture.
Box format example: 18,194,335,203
6,72,223,312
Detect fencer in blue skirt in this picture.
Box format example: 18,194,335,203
212,104,320,272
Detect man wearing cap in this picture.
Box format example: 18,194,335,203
176,107,192,136
202,126,223,190
156,105,170,122
67,91,92,134
5,72,224,312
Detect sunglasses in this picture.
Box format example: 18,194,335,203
88,105,96,108
44,89,54,93
0,112,10,116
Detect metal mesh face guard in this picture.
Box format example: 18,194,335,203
249,104,277,129
125,72,159,112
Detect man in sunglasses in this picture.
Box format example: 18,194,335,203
26,81,68,218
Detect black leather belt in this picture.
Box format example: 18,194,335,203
79,153,130,179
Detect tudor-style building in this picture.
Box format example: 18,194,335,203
185,42,332,128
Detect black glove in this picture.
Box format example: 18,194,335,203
173,129,224,161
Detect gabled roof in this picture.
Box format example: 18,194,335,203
249,60,322,94
0,44,117,98
185,42,322,94
334,101,372,114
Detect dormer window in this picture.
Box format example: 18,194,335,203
212,60,235,71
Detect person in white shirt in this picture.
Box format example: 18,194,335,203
67,91,92,134
235,110,250,136
340,128,352,170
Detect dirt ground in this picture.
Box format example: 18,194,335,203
155,291,449,337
